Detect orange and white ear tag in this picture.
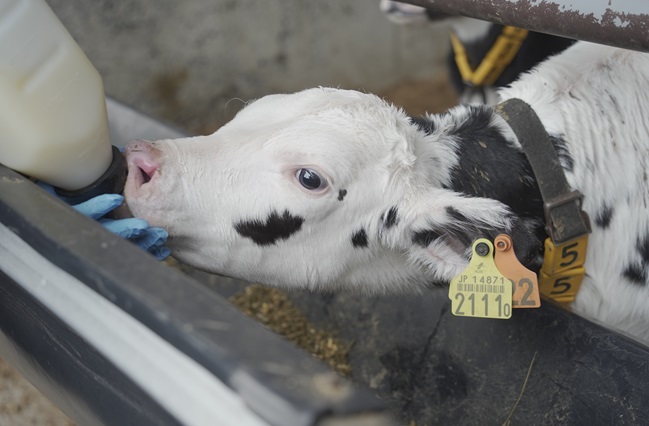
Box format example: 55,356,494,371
493,234,541,309
449,238,512,319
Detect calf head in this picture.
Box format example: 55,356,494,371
123,88,535,292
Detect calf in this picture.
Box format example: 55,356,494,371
445,18,575,104
380,1,575,104
123,42,649,342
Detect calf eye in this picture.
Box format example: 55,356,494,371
296,168,327,191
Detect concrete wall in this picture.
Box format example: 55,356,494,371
45,0,450,133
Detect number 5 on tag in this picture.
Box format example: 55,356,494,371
449,239,512,319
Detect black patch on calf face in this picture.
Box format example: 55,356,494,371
384,206,399,228
235,210,304,246
338,189,347,201
352,228,369,248
595,205,614,229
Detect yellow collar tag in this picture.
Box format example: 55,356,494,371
450,26,529,87
449,239,512,319
538,235,589,303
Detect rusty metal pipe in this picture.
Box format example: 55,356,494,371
400,0,649,53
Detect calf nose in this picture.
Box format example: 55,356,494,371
125,140,162,184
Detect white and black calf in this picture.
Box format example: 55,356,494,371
123,42,649,342
445,18,575,104
380,1,575,104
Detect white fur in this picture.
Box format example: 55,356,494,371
125,42,649,342
500,42,649,341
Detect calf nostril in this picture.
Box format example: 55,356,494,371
136,157,158,177
125,141,161,186
141,166,153,184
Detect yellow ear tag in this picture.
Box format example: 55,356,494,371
449,238,513,319
493,234,541,309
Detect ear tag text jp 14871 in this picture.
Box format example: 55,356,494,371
493,234,541,309
449,239,512,319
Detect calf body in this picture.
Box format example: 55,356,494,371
124,42,649,341
446,18,574,104
380,1,574,104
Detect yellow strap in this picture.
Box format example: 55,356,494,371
538,235,589,303
450,26,529,87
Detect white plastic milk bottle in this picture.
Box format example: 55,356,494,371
0,0,112,191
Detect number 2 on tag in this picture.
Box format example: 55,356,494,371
493,234,541,308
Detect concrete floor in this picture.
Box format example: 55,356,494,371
0,358,73,426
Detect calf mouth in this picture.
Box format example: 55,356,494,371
123,141,162,193
125,147,159,187
125,157,152,191
112,141,163,219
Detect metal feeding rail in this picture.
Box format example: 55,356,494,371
401,0,649,52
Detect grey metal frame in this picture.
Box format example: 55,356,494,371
401,0,649,52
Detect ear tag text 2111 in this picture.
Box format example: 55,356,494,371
448,238,512,319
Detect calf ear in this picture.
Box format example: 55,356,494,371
384,189,540,282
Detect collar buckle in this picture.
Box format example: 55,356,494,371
543,190,592,245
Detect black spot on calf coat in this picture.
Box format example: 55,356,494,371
235,210,304,245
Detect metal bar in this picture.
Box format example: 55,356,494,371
0,165,391,426
0,268,184,426
401,0,649,52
